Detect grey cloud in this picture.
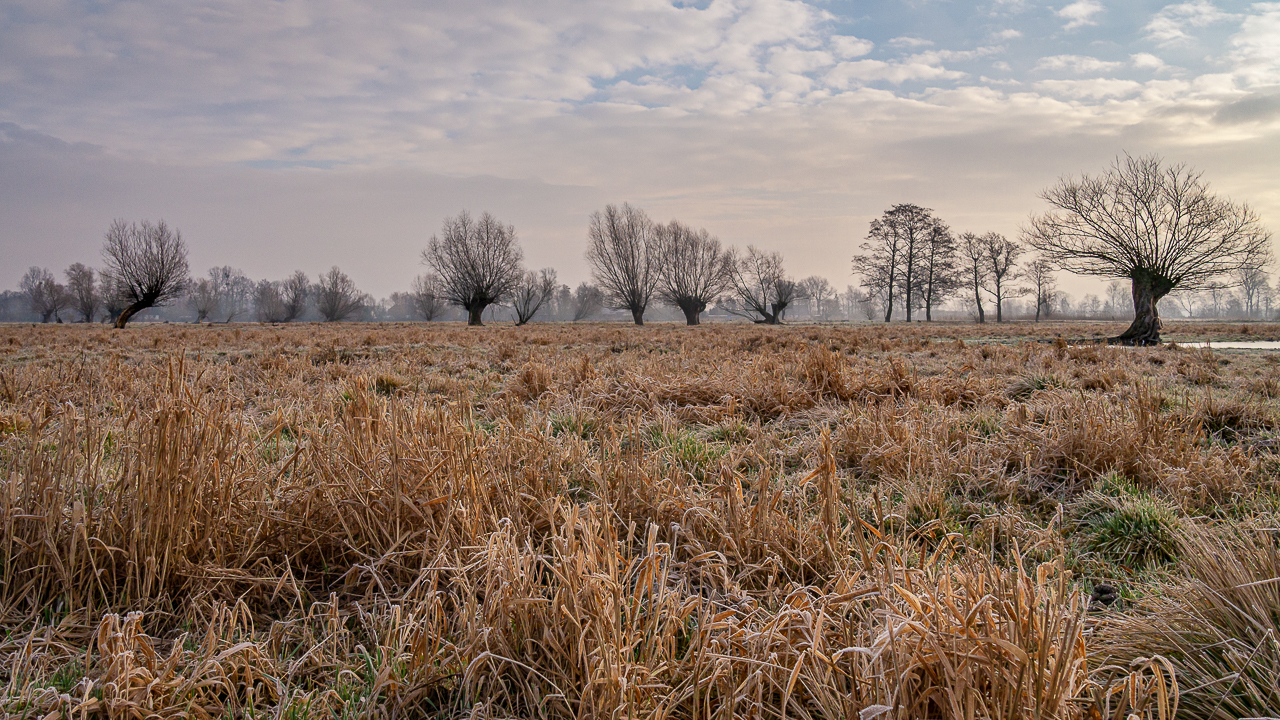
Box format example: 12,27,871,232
1214,88,1280,124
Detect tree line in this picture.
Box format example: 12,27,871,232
6,155,1272,343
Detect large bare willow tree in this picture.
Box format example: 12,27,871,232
101,219,190,328
654,220,732,325
586,203,656,325
1026,154,1271,345
726,246,799,324
424,211,524,326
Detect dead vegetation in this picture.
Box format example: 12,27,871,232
1,321,1279,718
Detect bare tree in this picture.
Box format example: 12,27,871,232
209,267,254,322
1025,154,1272,344
101,219,190,328
1235,265,1271,319
20,267,70,323
314,266,367,322
959,232,990,324
726,246,799,324
424,210,523,326
410,273,447,321
280,271,310,322
919,220,957,321
798,276,834,320
255,280,288,323
1026,257,1057,322
653,220,732,325
64,263,99,322
572,283,604,321
586,203,657,325
511,268,557,325
983,233,1023,323
99,269,127,324
186,278,219,322
853,204,944,322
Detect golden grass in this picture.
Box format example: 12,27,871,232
1,320,1279,718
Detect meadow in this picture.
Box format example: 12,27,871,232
2,320,1279,719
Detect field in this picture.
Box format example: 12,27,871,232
2,320,1280,719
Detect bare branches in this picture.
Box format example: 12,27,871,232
511,268,557,325
1025,154,1271,344
572,283,604,321
654,220,732,325
101,219,190,328
20,267,70,323
64,263,98,322
314,267,367,322
586,204,657,325
853,204,954,322
424,210,524,326
410,274,447,321
984,233,1024,323
726,246,797,324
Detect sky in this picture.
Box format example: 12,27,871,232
2,0,1278,299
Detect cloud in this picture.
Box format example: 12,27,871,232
1034,78,1143,99
831,35,874,58
888,36,934,48
1144,1,1238,46
1130,53,1168,70
1035,55,1123,72
1056,1,1104,30
994,29,1023,40
1214,87,1280,124
1227,3,1280,88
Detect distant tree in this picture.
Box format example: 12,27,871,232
1105,281,1129,319
99,269,127,324
255,280,288,323
20,267,70,323
279,271,310,322
1235,265,1271,319
424,210,524,326
101,219,190,328
797,276,833,320
982,233,1023,323
959,232,990,324
572,283,604,321
853,204,946,322
314,266,367,322
410,273,447,321
586,203,657,326
64,263,99,322
1025,154,1271,344
511,268,557,325
1026,257,1057,322
653,220,732,325
918,220,958,321
186,278,219,322
209,267,254,322
726,246,799,324
551,284,573,320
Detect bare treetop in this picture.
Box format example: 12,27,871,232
586,203,657,325
653,220,731,325
1025,154,1271,344
424,210,523,326
101,219,190,328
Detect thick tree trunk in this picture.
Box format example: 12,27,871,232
1111,273,1170,346
467,304,484,326
974,284,985,324
678,299,701,326
630,306,645,326
114,302,145,329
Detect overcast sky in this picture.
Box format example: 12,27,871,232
2,0,1278,298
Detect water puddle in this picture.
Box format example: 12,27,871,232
1178,341,1280,350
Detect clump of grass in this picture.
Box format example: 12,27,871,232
1007,373,1064,399
1080,493,1180,570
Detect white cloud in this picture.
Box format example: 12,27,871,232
992,60,1012,71
1035,78,1143,98
1130,52,1167,70
1035,55,1123,72
831,35,874,58
1056,1,1104,30
888,36,934,48
1226,3,1280,88
1144,1,1237,46
994,29,1023,40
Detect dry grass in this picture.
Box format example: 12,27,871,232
1,320,1279,718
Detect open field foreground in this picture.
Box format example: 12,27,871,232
3,321,1280,719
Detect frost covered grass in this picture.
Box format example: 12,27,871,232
2,320,1279,718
